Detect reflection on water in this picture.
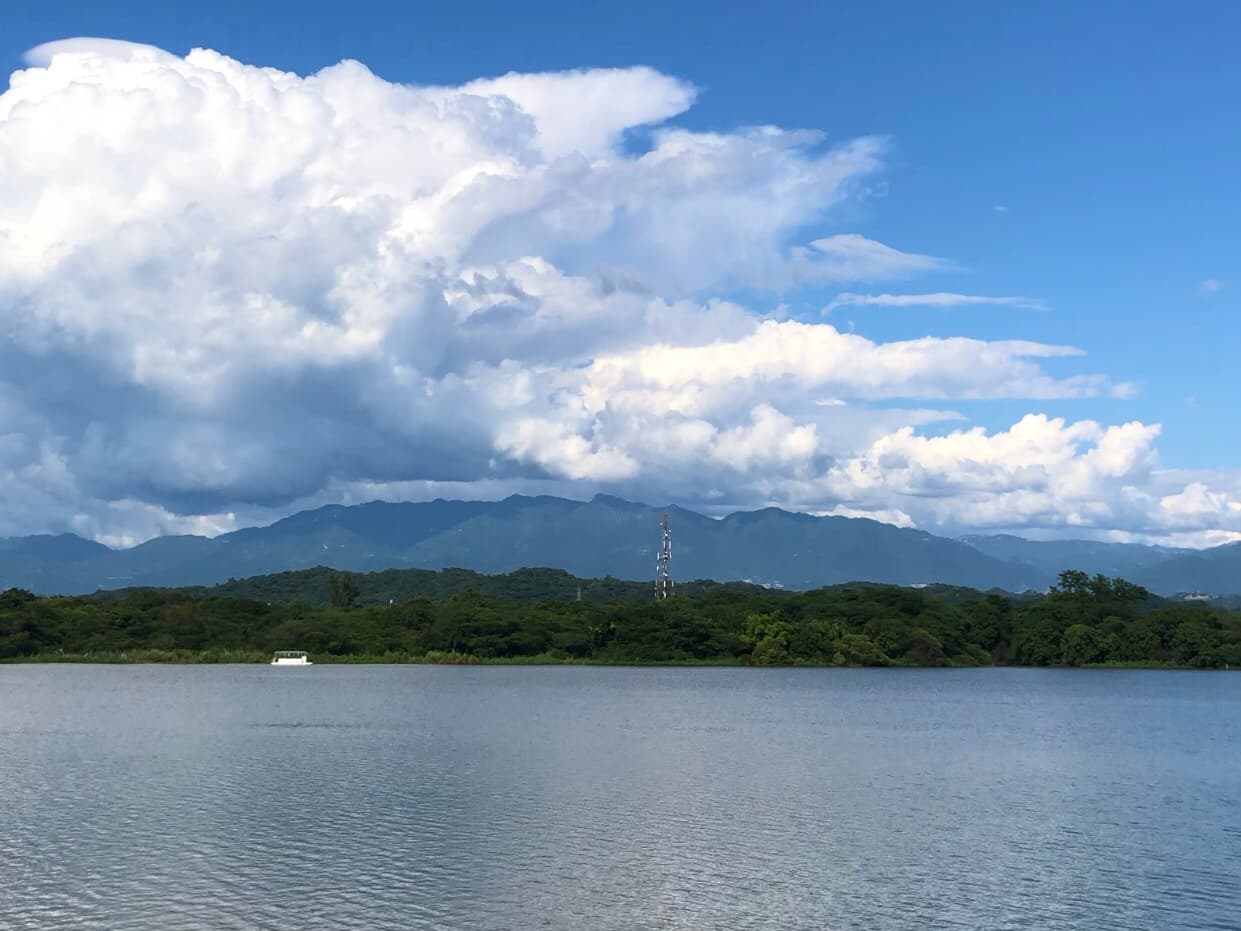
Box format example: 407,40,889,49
1,665,1238,930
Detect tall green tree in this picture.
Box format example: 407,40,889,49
328,572,360,609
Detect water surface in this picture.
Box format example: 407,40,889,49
1,665,1238,930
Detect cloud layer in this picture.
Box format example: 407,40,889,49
1,39,1237,546
824,292,1048,312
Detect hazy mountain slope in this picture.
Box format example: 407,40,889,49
220,499,499,551
0,533,111,562
0,494,1234,596
1130,543,1241,595
959,534,1185,580
403,495,1045,591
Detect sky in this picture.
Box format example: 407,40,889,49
1,0,1239,547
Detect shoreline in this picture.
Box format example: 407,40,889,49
2,652,1230,670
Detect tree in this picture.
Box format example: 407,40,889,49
901,627,947,666
0,588,37,609
1050,570,1091,597
1060,624,1103,666
962,595,1010,652
744,612,792,665
1171,620,1221,667
787,617,841,662
328,573,360,609
1013,611,1063,666
836,633,889,667
1120,617,1164,661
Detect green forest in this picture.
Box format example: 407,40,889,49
2,568,1239,668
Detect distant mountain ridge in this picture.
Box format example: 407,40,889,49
0,494,1229,596
957,534,1186,582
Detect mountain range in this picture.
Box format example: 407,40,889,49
1,494,1236,597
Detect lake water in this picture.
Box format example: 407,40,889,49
0,665,1238,930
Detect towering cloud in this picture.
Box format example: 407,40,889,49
0,39,1236,545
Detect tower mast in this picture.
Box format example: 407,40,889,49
655,512,673,600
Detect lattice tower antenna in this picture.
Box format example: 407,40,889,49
655,512,673,600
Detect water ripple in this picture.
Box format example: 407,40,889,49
0,665,1238,930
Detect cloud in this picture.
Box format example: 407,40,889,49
790,234,948,284
1156,481,1241,527
458,68,695,159
1197,278,1223,296
0,39,1229,546
826,415,1160,503
21,38,171,67
789,416,1241,544
820,504,916,528
824,292,1047,313
1103,528,1241,549
580,320,1112,403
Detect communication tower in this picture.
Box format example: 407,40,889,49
655,512,674,600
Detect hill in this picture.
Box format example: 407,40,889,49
4,569,1238,669
0,495,1044,594
97,566,774,606
1,494,1237,596
1126,543,1241,596
959,534,1184,580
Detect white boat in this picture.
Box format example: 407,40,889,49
270,650,313,666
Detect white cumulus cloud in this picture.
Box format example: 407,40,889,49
0,38,1234,546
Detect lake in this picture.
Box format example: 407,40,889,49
0,665,1238,930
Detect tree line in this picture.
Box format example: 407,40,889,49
2,569,1239,667
97,565,771,607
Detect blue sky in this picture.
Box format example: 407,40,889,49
1,1,1239,543
6,1,1237,459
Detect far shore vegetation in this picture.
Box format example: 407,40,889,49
2,568,1239,669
